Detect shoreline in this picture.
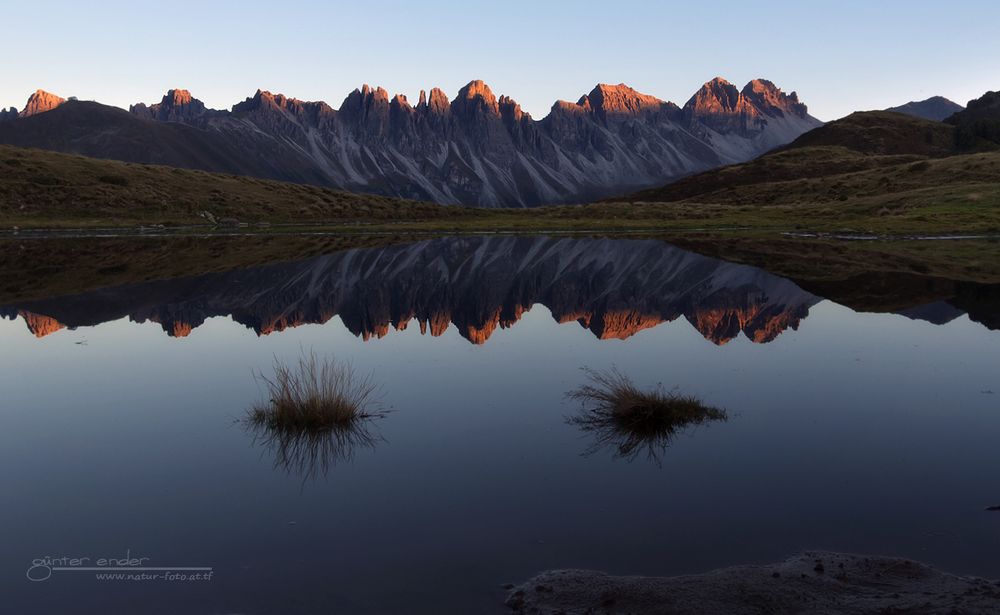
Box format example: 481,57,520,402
3,225,1000,242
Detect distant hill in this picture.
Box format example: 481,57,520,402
886,96,964,122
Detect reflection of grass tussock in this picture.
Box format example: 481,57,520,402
566,367,727,465
246,351,386,480
247,419,383,481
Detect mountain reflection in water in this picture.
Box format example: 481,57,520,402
1,236,997,344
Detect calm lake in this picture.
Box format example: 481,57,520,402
1,235,998,614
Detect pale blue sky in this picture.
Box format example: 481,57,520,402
3,0,998,122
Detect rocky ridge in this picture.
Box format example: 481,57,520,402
19,89,65,118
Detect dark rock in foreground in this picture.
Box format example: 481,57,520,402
506,551,1000,614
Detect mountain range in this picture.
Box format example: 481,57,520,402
0,78,821,207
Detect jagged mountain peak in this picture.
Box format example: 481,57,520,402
741,79,808,118
552,98,588,114
742,78,779,96
497,94,529,122
164,88,195,105
237,89,283,110
457,79,495,99
681,76,818,141
427,87,450,113
413,87,451,114
251,89,291,105
20,89,66,117
390,93,411,109
358,84,390,101
704,77,739,91
338,85,391,124
248,89,332,111
686,78,742,113
453,80,499,115
27,88,61,99
227,90,336,127
585,83,665,118
130,88,209,122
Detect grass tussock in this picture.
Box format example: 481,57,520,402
566,367,727,465
246,351,386,480
248,351,382,432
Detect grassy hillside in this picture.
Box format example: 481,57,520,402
782,111,958,156
604,111,1000,233
624,147,1000,209
0,144,468,227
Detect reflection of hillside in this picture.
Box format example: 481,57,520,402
5,236,981,345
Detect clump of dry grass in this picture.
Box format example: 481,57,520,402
248,351,382,432
246,351,386,480
566,367,727,464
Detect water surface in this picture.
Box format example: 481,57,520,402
1,236,998,614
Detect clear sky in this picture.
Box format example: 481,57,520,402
3,0,999,122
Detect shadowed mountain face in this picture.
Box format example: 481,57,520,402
0,102,335,185
947,89,1000,148
0,237,826,345
0,79,820,207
